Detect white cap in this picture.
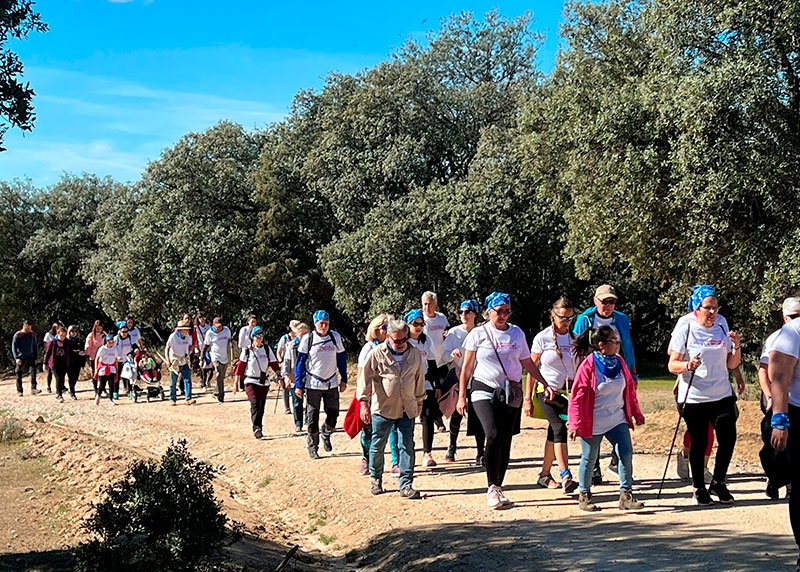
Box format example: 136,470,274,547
782,297,800,316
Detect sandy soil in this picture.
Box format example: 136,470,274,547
0,373,797,572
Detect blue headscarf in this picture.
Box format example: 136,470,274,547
484,292,510,310
115,320,127,329
404,309,424,323
250,326,264,338
313,310,330,323
688,285,716,311
460,299,480,313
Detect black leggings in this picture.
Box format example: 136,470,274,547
788,405,800,551
472,399,517,487
67,366,81,395
538,392,569,443
53,367,67,397
421,390,442,453
448,409,486,457
97,375,116,401
682,395,737,489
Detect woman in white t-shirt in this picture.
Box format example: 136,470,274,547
456,292,548,510
405,308,443,468
524,297,578,494
667,284,741,506
441,299,486,464
240,326,279,439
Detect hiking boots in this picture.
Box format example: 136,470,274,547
578,491,599,512
358,458,369,476
31,388,42,395
308,449,321,460
444,448,456,463
321,433,333,452
254,429,263,439
693,487,713,506
619,490,644,510
708,480,735,504
370,478,383,495
399,485,421,499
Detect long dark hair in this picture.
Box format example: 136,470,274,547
575,325,616,362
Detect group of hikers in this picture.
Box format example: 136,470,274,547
9,284,800,569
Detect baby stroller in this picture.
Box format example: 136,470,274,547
130,350,166,402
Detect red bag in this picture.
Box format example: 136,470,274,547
343,395,365,439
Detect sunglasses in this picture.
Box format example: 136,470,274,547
554,314,575,322
459,309,473,315
699,305,721,313
391,337,408,345
492,308,511,316
599,299,617,305
410,321,425,328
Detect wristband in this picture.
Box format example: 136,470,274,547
772,412,791,430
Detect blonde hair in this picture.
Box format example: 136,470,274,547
289,319,301,332
295,322,310,335
365,313,392,342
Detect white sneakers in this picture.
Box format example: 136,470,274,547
487,485,512,509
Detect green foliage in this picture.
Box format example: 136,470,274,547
0,412,24,441
74,440,230,572
0,1,48,151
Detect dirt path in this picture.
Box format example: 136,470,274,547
1,375,797,571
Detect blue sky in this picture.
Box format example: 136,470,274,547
0,0,566,187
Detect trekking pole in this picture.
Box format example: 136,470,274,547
273,372,282,414
657,354,701,499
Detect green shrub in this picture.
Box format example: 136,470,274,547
0,415,25,442
74,439,233,572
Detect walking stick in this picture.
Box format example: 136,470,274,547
657,354,701,499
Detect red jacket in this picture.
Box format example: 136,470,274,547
568,353,644,439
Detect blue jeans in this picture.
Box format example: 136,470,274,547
579,422,634,492
370,414,415,489
364,424,400,465
169,364,192,402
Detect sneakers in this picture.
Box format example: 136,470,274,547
390,465,401,478
474,455,485,468
321,433,333,452
399,485,421,499
294,426,303,433
444,448,456,463
487,485,511,510
284,408,291,415
693,487,713,506
766,481,779,500
55,395,64,403
170,401,177,406
31,388,42,395
537,473,559,489
17,391,23,397
676,453,690,481
358,458,369,476
95,394,101,406
70,393,77,401
308,449,321,460
619,490,644,510
370,478,383,495
578,491,599,512
562,474,578,495
708,480,735,504
254,429,263,439
186,398,196,405
421,453,437,468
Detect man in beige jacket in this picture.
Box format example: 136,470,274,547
358,319,426,499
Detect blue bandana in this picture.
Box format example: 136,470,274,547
404,309,423,323
484,292,510,310
460,299,480,313
251,326,264,338
115,320,127,329
688,285,716,311
313,310,330,323
594,351,621,379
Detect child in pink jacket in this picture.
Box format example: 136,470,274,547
568,325,645,511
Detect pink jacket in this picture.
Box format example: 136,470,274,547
568,353,644,439
84,331,105,360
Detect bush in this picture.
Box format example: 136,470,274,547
0,414,25,442
74,439,232,572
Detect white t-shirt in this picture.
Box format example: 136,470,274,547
463,324,529,403
204,326,232,364
358,341,379,369
760,329,781,365
592,362,628,435
239,344,276,383
128,327,142,347
769,318,800,407
238,325,253,350
195,324,211,349
298,329,345,388
276,333,292,358
531,326,576,391
668,318,733,404
442,325,470,375
409,337,433,390
166,331,192,365
115,335,137,360
95,344,119,373
423,312,450,367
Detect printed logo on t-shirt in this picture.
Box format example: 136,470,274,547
427,324,445,331
496,342,518,350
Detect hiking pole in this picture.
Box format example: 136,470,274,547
657,354,701,499
273,372,282,414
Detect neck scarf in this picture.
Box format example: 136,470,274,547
594,351,621,379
